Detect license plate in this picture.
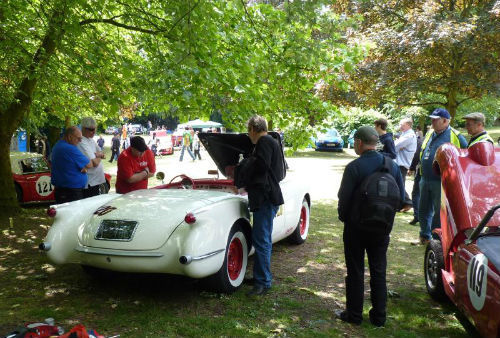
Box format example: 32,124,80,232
95,220,138,241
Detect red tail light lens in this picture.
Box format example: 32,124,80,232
184,213,196,224
47,207,57,217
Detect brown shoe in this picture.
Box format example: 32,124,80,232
420,237,430,245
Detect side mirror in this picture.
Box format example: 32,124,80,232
156,171,165,183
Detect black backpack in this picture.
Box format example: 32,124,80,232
350,157,401,235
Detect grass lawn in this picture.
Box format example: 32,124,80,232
0,202,477,337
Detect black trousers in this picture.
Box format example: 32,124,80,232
109,148,119,162
54,187,84,204
194,148,201,160
83,184,101,198
343,226,390,325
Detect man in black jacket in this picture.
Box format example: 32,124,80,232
336,126,404,327
244,115,285,296
374,118,396,159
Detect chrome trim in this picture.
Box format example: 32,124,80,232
180,249,225,265
75,246,163,257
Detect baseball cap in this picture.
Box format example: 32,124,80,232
354,126,379,145
429,108,451,119
463,112,485,123
130,136,148,152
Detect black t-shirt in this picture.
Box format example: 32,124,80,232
246,134,284,211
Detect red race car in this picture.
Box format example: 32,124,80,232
11,152,111,204
424,141,500,337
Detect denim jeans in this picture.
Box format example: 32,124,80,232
252,203,279,288
179,145,195,161
418,178,441,240
411,173,421,220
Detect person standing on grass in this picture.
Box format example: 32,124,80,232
242,115,285,296
418,108,467,245
116,136,156,194
77,117,106,198
463,112,494,147
336,126,404,327
394,118,417,212
374,118,396,159
109,132,121,163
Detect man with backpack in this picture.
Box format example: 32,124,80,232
336,126,405,327
240,115,286,297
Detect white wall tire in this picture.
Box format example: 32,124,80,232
288,198,310,244
205,224,248,293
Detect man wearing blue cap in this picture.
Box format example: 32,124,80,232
417,108,467,245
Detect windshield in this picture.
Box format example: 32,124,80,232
319,129,339,138
19,157,49,174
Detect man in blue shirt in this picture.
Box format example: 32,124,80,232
418,108,467,244
51,126,95,204
336,126,405,327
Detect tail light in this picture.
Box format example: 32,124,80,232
47,207,57,217
184,213,196,224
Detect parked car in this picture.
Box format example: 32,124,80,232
40,132,310,293
128,124,145,135
314,128,344,152
105,126,119,135
11,152,112,204
424,141,500,337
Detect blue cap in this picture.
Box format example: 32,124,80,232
429,108,450,119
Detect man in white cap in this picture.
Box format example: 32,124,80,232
78,117,106,198
463,112,494,147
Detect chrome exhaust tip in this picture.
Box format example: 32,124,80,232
179,255,192,265
39,242,51,251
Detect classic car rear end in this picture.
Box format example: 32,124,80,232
424,141,500,337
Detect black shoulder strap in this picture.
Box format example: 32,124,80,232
381,156,391,173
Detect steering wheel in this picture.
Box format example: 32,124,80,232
168,174,196,189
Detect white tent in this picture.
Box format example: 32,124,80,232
178,119,222,129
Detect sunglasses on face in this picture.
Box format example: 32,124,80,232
85,127,96,131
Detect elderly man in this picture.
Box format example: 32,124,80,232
463,112,494,147
116,136,156,194
240,115,285,296
418,108,467,245
78,117,106,198
337,126,404,327
394,118,417,211
51,126,98,204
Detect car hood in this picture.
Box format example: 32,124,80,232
198,132,282,177
79,189,226,250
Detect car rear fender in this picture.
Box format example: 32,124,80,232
44,194,120,264
175,197,251,278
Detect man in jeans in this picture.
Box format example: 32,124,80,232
244,115,285,296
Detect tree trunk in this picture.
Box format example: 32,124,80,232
445,88,458,122
0,4,68,211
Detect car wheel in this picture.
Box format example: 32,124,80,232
424,239,446,301
14,183,23,203
288,198,310,244
205,224,248,293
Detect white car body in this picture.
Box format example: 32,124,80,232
41,132,310,292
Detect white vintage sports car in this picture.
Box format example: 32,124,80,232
40,132,311,293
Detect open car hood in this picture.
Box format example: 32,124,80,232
198,132,282,177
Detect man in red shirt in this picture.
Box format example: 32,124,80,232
116,136,156,194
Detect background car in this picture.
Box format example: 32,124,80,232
128,124,145,135
424,141,500,337
11,152,55,204
11,152,112,204
40,132,310,293
105,126,119,134
314,128,344,152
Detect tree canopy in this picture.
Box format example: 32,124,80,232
325,0,500,119
0,0,364,209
